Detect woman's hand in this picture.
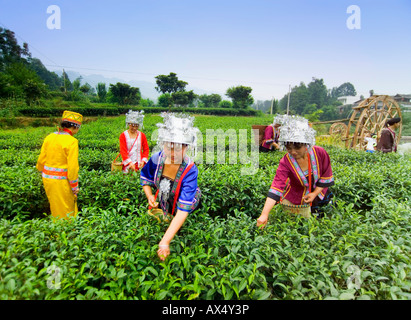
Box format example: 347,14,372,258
303,192,317,204
157,210,188,261
148,194,158,208
256,215,268,229
157,244,170,261
138,161,145,169
256,197,276,229
129,163,136,171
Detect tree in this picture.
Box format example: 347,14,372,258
80,83,93,95
61,70,73,92
199,93,222,108
28,58,62,90
172,90,196,107
0,27,31,71
226,85,254,109
335,82,357,97
1,61,46,103
319,104,339,121
108,82,141,105
140,98,154,108
24,78,47,105
155,72,188,94
157,93,173,109
96,82,107,102
279,82,308,114
307,78,328,109
219,100,232,108
72,77,81,91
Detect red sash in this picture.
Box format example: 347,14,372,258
149,162,195,216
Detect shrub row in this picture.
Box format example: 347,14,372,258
15,106,259,118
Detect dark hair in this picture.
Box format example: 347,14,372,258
60,121,80,129
285,142,306,149
385,117,401,127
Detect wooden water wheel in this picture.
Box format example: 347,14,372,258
344,95,402,150
329,122,348,136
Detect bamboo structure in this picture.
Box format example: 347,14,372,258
313,95,402,150
344,95,402,150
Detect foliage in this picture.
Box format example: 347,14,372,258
0,27,31,71
171,90,196,107
95,82,107,103
0,115,410,300
226,86,254,109
198,94,222,108
108,83,141,106
154,72,188,95
330,82,357,99
279,78,357,121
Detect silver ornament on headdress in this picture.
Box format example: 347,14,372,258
125,110,144,128
272,114,288,126
155,112,200,157
278,115,316,147
158,178,171,204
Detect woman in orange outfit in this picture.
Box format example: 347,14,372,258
36,110,82,219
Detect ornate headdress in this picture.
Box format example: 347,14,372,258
62,110,83,128
155,112,199,156
125,110,144,128
272,114,288,126
278,115,316,148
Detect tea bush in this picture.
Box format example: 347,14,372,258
0,115,410,300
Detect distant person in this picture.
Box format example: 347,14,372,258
364,132,377,153
119,110,149,173
256,115,334,227
260,119,281,152
36,111,82,220
376,117,401,153
140,113,201,261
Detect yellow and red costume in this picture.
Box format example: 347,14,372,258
36,111,82,219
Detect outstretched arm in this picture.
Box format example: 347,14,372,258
157,209,189,261
257,197,277,229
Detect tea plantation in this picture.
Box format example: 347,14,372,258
0,115,410,300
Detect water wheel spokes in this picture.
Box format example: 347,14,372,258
347,95,402,150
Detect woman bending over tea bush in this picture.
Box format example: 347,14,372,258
257,115,334,227
140,113,201,261
36,111,83,220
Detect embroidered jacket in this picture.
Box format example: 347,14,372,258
140,151,201,214
36,129,79,192
267,145,334,205
261,125,280,149
119,130,149,171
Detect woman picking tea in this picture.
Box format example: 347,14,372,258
140,113,201,261
257,115,334,227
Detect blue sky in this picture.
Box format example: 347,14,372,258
1,0,410,101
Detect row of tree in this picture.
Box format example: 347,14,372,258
252,78,360,121
0,27,256,111
1,26,361,121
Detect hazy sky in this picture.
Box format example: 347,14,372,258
1,0,410,100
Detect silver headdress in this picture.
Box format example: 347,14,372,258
272,114,289,126
125,110,144,128
278,115,316,147
155,112,199,157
